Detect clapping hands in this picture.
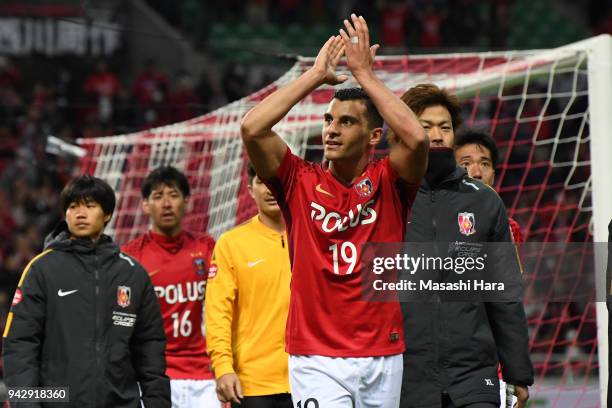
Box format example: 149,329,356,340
311,14,379,85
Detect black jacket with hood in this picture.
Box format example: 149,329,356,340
400,148,533,408
3,222,170,407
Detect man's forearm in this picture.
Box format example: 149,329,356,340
353,70,425,151
241,68,324,139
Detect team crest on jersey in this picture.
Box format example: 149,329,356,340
458,212,476,236
208,263,218,279
355,177,373,197
117,286,131,308
193,258,207,276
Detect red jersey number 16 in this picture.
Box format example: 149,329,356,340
171,310,192,337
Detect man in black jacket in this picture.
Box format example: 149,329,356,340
3,175,170,407
393,84,533,408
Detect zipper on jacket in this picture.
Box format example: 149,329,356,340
432,301,442,390
432,218,438,242
94,251,100,407
430,190,438,240
281,235,285,248
439,302,449,393
430,192,438,242
430,188,444,392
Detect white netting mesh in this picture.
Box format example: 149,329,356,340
78,41,601,406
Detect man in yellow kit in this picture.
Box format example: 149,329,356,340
206,164,291,408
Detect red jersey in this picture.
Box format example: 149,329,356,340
265,149,419,357
122,230,215,380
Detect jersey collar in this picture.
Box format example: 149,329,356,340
148,230,185,253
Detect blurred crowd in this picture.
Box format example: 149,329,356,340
590,0,612,34
149,0,512,50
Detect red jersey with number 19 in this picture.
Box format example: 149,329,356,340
264,149,419,357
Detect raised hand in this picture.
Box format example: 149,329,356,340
339,14,380,77
312,35,348,86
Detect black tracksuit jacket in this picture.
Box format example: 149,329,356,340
2,222,170,407
400,165,534,408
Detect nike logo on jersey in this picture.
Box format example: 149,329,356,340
58,289,78,297
315,184,335,198
148,269,160,277
247,259,265,268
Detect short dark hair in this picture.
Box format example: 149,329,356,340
141,166,190,198
247,161,257,184
400,84,463,130
333,87,383,129
60,175,116,215
454,129,499,168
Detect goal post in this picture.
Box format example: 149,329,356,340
585,34,612,408
76,35,612,407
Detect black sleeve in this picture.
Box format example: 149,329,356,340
130,269,170,408
485,196,534,386
2,263,46,408
485,301,534,386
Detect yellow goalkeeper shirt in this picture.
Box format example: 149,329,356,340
206,215,291,396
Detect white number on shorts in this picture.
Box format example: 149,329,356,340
171,310,192,337
328,241,357,275
297,398,319,408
